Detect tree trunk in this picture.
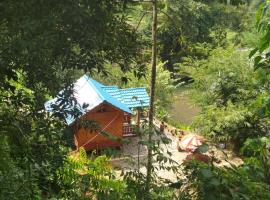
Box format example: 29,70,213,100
145,0,157,198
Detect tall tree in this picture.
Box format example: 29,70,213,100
145,0,157,198
0,0,141,95
0,1,143,198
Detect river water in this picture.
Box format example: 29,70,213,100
168,89,200,125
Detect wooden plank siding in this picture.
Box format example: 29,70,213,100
73,103,129,151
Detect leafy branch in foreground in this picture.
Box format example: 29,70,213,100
179,159,270,200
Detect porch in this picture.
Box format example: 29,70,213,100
122,109,147,137
123,123,137,137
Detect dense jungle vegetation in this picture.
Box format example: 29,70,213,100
1,0,270,199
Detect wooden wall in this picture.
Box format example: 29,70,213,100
73,103,126,151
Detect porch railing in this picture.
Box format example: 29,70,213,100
123,123,135,136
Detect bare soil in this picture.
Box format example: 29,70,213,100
110,120,243,182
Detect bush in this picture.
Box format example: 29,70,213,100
180,160,270,200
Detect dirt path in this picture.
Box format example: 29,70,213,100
110,120,190,182
110,118,243,182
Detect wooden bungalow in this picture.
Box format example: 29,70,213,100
45,75,150,151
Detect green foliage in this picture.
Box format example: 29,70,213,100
241,137,270,184
180,160,270,200
56,147,178,200
123,170,177,200
1,0,269,199
167,119,191,131
0,135,41,199
158,0,252,71
241,136,270,157
149,63,176,118
186,47,257,107
249,0,270,71
248,1,270,119
182,47,270,149
94,62,176,120
0,0,143,93
193,103,270,150
57,148,130,199
0,1,147,198
0,73,71,198
176,4,270,198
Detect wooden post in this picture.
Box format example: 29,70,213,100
136,108,141,128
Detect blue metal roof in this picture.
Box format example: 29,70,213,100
104,87,150,108
44,75,150,125
85,76,132,114
120,88,150,108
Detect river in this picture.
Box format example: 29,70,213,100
168,89,200,125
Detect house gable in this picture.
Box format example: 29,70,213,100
73,102,126,150
44,75,132,125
